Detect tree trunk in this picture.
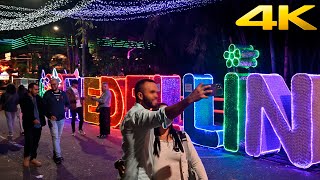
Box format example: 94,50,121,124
269,32,276,73
65,36,71,72
284,33,289,82
81,30,87,76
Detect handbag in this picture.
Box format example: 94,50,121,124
179,131,199,180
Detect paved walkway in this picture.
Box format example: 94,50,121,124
0,111,320,180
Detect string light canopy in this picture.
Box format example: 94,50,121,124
0,0,216,31
0,0,94,31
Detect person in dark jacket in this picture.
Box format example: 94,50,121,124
20,83,46,167
43,79,70,164
0,84,19,141
66,80,85,136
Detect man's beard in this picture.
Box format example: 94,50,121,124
143,97,157,109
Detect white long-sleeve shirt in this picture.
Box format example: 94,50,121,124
152,133,208,180
120,103,173,180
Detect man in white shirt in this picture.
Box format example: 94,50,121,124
120,79,212,179
66,80,85,136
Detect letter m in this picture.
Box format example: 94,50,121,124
246,73,320,168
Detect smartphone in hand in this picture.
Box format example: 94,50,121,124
203,83,223,96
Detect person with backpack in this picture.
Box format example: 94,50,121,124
152,103,207,180
120,79,211,179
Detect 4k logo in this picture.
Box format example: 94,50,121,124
236,5,317,30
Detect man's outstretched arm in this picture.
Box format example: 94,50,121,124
165,83,212,120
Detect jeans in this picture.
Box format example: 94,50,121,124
5,111,16,136
49,119,65,158
17,104,24,133
71,107,84,133
24,127,42,160
99,107,110,135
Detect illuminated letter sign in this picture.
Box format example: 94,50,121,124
154,75,182,125
84,77,101,124
246,73,320,168
183,73,223,148
101,76,125,128
125,75,154,112
223,73,248,152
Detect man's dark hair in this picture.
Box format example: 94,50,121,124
71,79,78,85
134,79,156,103
28,83,38,91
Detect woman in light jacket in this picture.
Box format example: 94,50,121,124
152,103,208,180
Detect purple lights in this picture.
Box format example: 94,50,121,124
246,73,320,168
154,75,182,125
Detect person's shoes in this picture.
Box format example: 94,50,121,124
97,135,107,139
53,157,62,165
30,159,42,167
23,157,30,167
71,132,76,136
79,130,86,136
7,135,13,142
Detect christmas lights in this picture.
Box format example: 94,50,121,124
0,0,92,31
154,75,182,125
39,69,50,97
246,73,320,169
183,73,223,148
0,34,155,50
101,76,125,128
68,0,214,21
0,0,215,31
84,77,101,125
223,44,259,68
125,75,154,112
223,73,248,152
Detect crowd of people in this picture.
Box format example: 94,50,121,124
0,79,112,166
0,78,210,179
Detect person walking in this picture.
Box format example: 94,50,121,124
0,84,19,142
20,83,46,167
43,79,70,164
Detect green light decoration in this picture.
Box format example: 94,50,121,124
223,73,248,152
223,44,259,68
1,34,155,52
223,43,260,152
12,34,70,49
